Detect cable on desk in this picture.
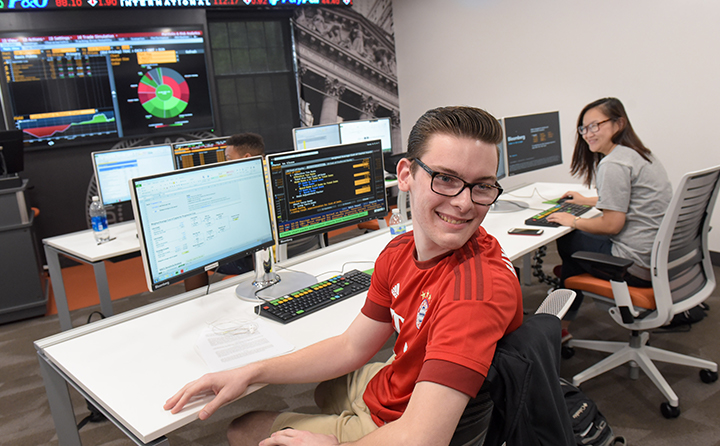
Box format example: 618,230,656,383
209,317,259,336
313,260,375,282
504,187,560,206
204,265,221,296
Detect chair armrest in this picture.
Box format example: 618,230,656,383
570,251,639,322
570,251,634,282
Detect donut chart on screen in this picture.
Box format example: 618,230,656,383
138,68,190,118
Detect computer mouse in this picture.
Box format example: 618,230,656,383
558,196,572,204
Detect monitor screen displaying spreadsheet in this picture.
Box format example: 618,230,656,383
130,156,274,291
92,144,175,207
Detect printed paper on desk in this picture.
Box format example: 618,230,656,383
195,319,295,372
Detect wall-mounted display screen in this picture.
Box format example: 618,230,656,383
0,27,214,148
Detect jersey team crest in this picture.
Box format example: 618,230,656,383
416,291,431,329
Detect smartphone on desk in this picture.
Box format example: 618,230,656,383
508,228,544,236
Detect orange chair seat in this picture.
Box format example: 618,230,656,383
564,273,656,310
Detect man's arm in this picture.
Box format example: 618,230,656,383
164,313,395,419
260,381,471,446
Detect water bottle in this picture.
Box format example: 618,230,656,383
389,208,406,237
89,196,110,243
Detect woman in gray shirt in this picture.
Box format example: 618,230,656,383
547,97,672,341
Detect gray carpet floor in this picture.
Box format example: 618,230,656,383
2,241,719,446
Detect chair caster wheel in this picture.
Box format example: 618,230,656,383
660,402,680,419
700,369,718,383
561,345,575,359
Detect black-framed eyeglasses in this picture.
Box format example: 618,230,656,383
413,158,503,206
578,118,612,135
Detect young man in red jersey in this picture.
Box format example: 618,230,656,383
165,106,523,446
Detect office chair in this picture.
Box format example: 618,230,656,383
450,289,577,446
564,165,720,418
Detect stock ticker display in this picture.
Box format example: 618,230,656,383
0,0,350,11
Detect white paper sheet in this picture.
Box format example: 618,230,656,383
195,319,294,372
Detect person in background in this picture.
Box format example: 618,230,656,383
184,132,266,292
165,106,523,446
546,97,672,342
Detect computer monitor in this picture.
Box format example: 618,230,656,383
0,27,215,149
338,117,393,153
496,120,507,181
92,144,175,207
0,129,23,189
292,117,394,153
292,123,341,151
129,156,275,292
504,111,562,176
267,140,388,246
491,111,562,212
172,137,228,169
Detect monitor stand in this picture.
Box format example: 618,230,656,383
489,198,529,213
235,247,316,303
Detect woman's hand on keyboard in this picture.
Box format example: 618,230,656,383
546,211,577,227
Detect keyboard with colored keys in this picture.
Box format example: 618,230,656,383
255,269,373,324
524,202,592,227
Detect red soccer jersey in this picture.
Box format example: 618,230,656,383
361,227,523,426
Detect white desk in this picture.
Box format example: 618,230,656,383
45,181,403,331
36,181,595,446
43,220,141,331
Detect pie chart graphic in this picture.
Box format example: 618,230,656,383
138,68,189,118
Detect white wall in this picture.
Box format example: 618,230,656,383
392,0,720,252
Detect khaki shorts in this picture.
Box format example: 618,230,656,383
270,360,389,443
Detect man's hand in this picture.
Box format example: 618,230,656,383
259,429,340,446
163,368,252,420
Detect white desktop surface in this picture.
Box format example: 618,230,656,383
43,220,140,263
36,181,597,444
38,229,391,444
484,182,598,259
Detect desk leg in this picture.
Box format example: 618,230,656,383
45,244,73,331
37,352,82,446
92,261,114,318
522,253,533,286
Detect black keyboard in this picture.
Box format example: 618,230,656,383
255,269,372,324
524,202,591,227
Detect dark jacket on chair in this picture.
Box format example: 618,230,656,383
483,314,575,446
